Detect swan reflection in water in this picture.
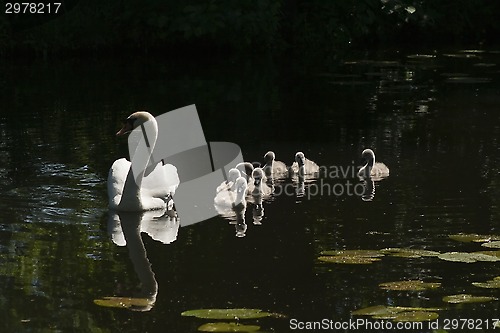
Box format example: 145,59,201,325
361,179,375,202
102,204,179,311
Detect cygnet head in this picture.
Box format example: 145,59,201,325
116,111,155,136
227,168,241,183
361,149,376,164
295,152,306,167
236,162,254,180
252,167,264,186
264,151,275,164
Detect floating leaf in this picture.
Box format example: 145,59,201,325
390,306,444,312
448,233,500,243
318,255,381,264
352,305,443,321
93,297,151,309
198,322,261,332
481,241,500,249
476,250,500,258
437,252,500,263
181,309,272,320
352,305,400,317
380,248,440,258
442,294,497,304
472,276,500,289
320,250,384,258
393,311,439,322
379,280,441,291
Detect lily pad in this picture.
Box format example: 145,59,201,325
197,322,261,332
352,305,399,316
352,305,443,321
181,309,272,320
472,276,500,289
437,252,500,263
442,294,497,304
318,255,381,264
379,280,441,291
93,297,151,309
320,249,384,258
380,248,440,258
481,241,500,249
393,311,439,322
476,250,500,258
448,233,500,243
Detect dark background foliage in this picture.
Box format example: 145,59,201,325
1,0,499,59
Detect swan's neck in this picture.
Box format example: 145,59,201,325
366,156,374,173
235,187,246,205
299,165,305,177
119,122,158,210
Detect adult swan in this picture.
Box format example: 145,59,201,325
108,111,180,211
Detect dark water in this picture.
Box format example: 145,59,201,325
1,49,500,332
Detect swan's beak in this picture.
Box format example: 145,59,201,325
116,122,133,136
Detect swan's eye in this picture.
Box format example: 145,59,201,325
124,116,137,127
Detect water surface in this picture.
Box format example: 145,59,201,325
1,49,500,332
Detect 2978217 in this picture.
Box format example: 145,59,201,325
5,2,61,14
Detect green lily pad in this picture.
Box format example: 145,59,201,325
197,322,261,332
181,309,272,320
472,276,500,289
352,305,400,317
93,297,151,309
476,250,500,258
352,305,443,321
481,241,500,249
393,311,439,322
379,280,441,291
380,248,440,258
437,252,500,263
442,294,497,304
448,233,500,243
318,255,381,264
320,249,384,258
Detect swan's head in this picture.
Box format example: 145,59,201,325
361,149,375,164
227,168,241,182
252,167,264,186
116,111,155,136
263,151,275,163
295,152,306,167
236,162,254,179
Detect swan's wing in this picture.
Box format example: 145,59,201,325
142,163,180,198
304,158,320,174
289,162,299,174
371,162,390,180
107,158,130,207
273,160,288,176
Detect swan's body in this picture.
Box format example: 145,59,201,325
249,167,272,197
107,111,180,211
216,168,241,193
262,151,288,178
357,148,389,180
290,152,320,175
214,176,248,216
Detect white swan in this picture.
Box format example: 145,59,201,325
108,111,180,211
216,168,241,193
262,151,288,178
249,167,273,197
357,148,389,180
290,152,320,175
214,176,248,216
